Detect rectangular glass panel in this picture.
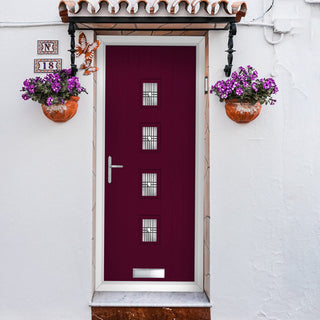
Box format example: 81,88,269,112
142,173,157,197
142,219,157,242
142,126,158,150
143,83,158,106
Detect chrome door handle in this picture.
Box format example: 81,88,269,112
108,156,124,184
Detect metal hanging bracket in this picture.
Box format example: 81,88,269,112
224,22,237,77
66,17,240,78
68,22,78,76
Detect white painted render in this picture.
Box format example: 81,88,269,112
0,1,320,320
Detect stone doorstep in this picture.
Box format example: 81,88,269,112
92,307,211,320
91,292,211,319
90,291,211,308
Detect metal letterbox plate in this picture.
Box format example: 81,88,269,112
132,268,165,278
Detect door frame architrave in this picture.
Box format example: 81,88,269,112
95,36,205,292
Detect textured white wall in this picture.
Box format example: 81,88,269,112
209,1,320,319
0,0,320,320
0,2,93,319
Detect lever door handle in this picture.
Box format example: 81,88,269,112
108,156,124,184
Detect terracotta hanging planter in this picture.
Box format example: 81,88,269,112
21,69,87,123
41,96,80,122
210,66,279,124
225,99,262,123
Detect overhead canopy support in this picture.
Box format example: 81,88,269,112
59,0,247,76
224,22,237,77
68,22,78,76
67,16,236,31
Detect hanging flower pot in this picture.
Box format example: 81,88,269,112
21,69,87,123
41,96,80,122
225,99,262,123
210,66,279,124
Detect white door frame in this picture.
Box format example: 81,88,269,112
95,36,205,292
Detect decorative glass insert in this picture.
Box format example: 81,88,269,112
143,83,158,106
142,219,157,242
142,126,158,150
142,173,157,197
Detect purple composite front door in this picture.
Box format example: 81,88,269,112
104,45,196,282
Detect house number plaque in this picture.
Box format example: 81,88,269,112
37,40,59,55
34,59,62,73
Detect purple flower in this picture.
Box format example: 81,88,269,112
21,71,86,106
67,77,80,92
51,83,61,93
27,85,36,94
251,83,258,92
263,82,271,89
226,79,232,87
67,79,75,92
236,87,243,96
210,65,278,106
239,73,247,82
46,97,54,106
267,78,275,86
22,93,30,100
213,81,221,89
44,73,60,84
23,79,30,87
250,70,258,80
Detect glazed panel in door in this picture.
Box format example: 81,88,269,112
105,46,196,281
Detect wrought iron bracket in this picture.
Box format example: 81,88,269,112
66,17,238,77
68,22,78,76
224,22,237,77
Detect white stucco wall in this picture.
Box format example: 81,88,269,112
0,3,93,319
209,1,320,319
0,0,320,320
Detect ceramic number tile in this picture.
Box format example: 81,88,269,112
34,59,62,73
37,40,59,55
